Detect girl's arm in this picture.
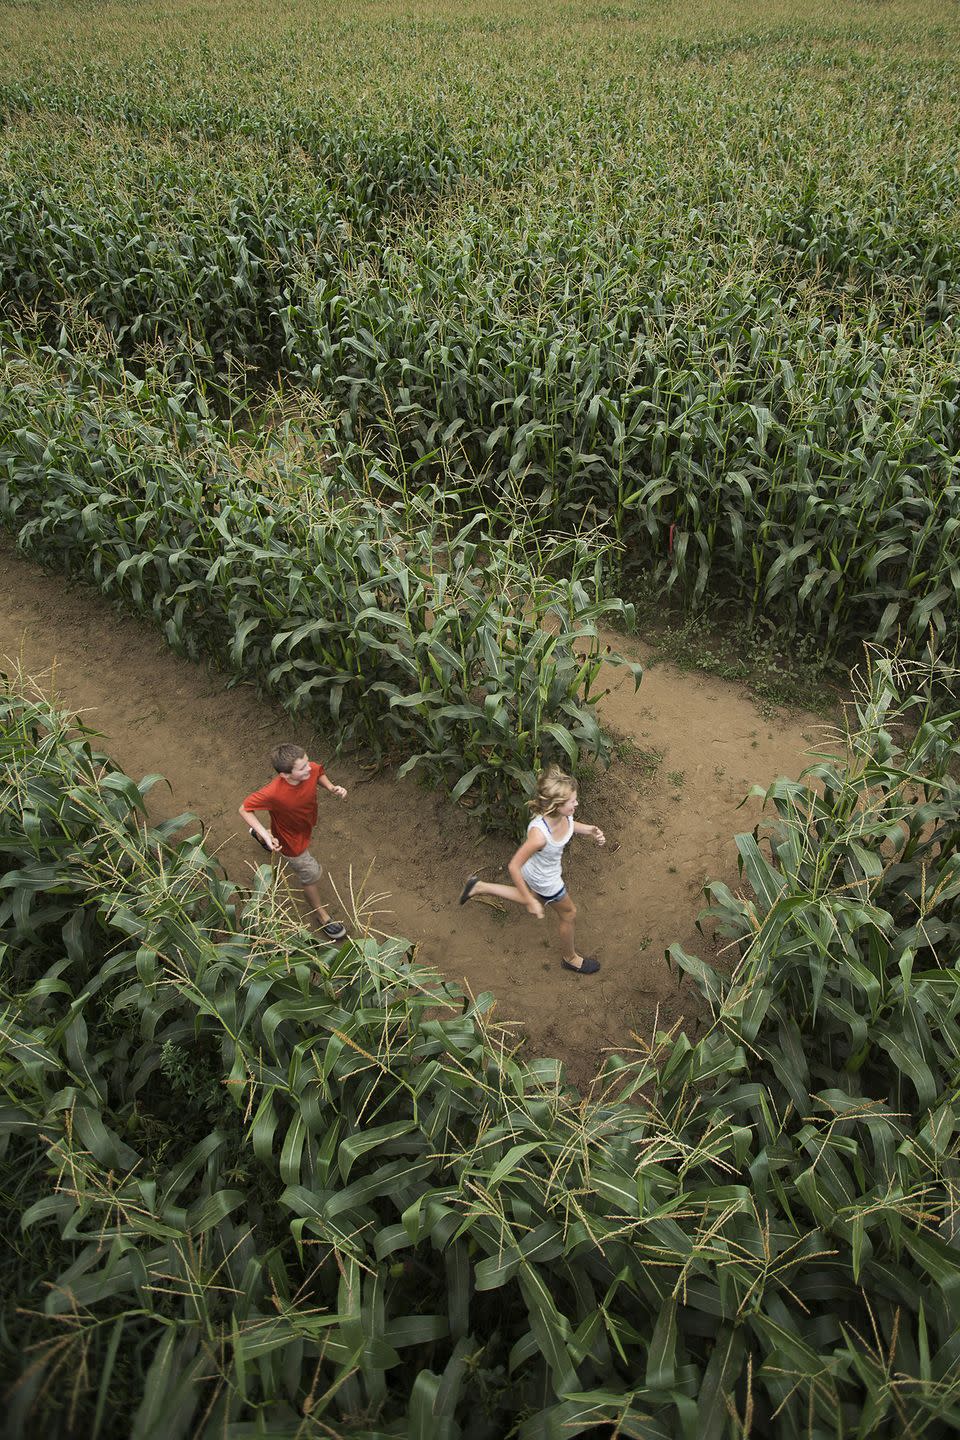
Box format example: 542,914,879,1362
573,820,605,846
508,829,547,914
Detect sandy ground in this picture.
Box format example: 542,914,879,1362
0,538,833,1088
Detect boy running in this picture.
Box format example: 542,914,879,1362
239,743,349,941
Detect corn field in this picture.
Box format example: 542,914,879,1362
1,0,959,655
3,654,960,1437
0,327,640,819
3,2,960,1433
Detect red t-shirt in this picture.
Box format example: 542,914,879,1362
241,761,326,856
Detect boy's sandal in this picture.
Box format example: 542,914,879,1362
562,956,601,975
459,876,479,905
320,919,348,941
249,827,272,852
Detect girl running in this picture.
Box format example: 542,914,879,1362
459,764,605,974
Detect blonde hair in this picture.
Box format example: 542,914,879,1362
528,764,577,818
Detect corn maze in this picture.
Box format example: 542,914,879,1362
2,0,960,1434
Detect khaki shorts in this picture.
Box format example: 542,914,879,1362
281,849,322,886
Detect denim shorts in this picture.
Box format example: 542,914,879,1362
531,884,567,904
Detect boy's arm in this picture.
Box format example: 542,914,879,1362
573,820,606,845
239,800,281,851
319,773,347,799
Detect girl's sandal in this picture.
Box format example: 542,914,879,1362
459,876,479,905
562,956,601,975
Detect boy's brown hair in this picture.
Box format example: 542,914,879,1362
271,743,307,774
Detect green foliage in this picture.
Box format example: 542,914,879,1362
281,203,960,657
0,108,460,382
3,651,960,1436
2,4,960,1421
0,328,640,820
1,0,959,654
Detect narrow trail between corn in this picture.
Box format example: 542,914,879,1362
1,538,831,1089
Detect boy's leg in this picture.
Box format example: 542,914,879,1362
282,852,339,929
301,878,332,926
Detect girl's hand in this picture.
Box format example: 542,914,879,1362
593,826,606,846
526,899,546,920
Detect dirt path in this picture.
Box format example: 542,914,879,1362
0,539,831,1088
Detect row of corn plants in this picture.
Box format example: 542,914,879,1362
3,652,960,1436
4,57,956,352
2,35,958,656
0,83,470,208
281,216,960,656
0,126,362,383
0,327,640,819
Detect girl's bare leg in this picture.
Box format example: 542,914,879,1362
467,879,528,906
551,895,581,964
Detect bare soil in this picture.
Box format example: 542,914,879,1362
0,539,833,1089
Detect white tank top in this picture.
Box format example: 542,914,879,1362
520,815,574,895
